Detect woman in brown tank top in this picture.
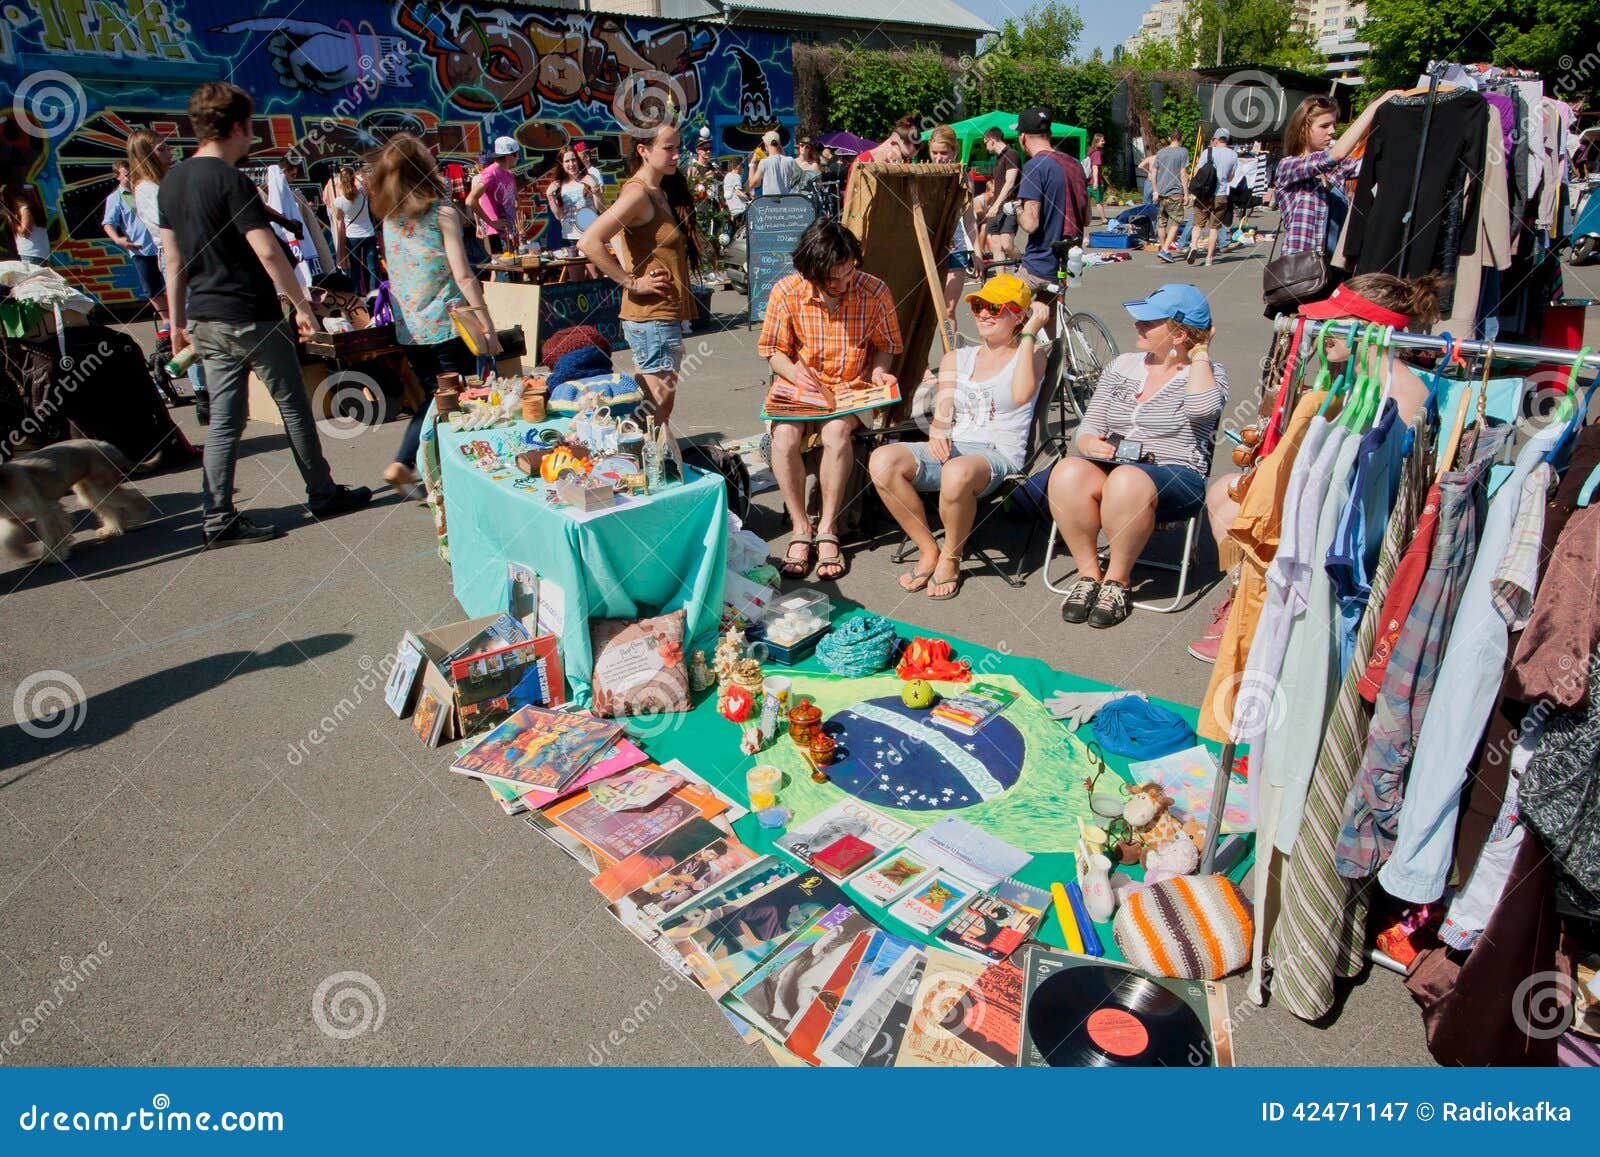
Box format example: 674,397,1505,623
579,121,704,427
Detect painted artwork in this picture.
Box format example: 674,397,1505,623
0,0,794,303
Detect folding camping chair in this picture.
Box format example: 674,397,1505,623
1040,510,1212,613
881,337,1067,588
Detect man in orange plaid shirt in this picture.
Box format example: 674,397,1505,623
758,220,902,581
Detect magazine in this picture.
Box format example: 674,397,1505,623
614,837,761,925
449,705,622,791
895,948,998,1067
589,817,729,901
761,376,901,421
888,872,978,932
668,867,849,996
384,632,426,718
937,957,1024,1066
774,800,917,869
847,848,936,907
850,951,927,1068
815,948,925,1069
590,765,684,813
783,930,876,1065
817,932,916,1055
935,878,1051,961
906,816,1031,890
543,782,727,865
723,905,871,1041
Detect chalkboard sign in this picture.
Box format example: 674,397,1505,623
746,194,817,325
536,278,624,358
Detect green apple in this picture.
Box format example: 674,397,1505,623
901,679,937,710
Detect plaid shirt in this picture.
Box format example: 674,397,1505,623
757,270,903,387
1275,149,1359,256
1335,424,1513,878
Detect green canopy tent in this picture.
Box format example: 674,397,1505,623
941,111,1089,167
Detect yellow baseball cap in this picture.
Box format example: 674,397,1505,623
965,272,1032,313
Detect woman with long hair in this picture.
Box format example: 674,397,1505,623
2,183,49,265
1273,91,1399,261
368,134,500,491
578,120,704,428
545,145,602,277
331,165,381,294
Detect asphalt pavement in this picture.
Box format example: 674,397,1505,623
3,236,1596,1066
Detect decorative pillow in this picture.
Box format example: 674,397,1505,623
589,610,689,718
1112,875,1253,980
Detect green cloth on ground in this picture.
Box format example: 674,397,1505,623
634,608,1253,963
437,417,728,704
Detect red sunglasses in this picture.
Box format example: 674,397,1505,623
970,300,1021,317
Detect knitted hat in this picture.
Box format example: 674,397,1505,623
1113,875,1253,980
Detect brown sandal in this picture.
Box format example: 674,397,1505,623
815,533,848,581
778,535,815,579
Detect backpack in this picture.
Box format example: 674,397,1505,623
1187,147,1216,199
679,442,752,523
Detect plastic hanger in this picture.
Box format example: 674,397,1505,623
1311,323,1342,417
1578,459,1600,508
1338,325,1379,431
1436,338,1489,482
1544,345,1592,465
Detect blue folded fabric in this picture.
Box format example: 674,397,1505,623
547,345,615,388
1092,694,1195,760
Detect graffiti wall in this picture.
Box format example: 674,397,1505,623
0,1,793,304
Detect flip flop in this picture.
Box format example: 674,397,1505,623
926,561,962,601
899,570,936,593
815,533,848,581
778,535,815,579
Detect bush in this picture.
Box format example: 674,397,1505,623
819,45,956,139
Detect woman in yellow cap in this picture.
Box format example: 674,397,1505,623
869,272,1050,600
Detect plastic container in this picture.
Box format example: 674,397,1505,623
1088,230,1137,250
755,589,833,664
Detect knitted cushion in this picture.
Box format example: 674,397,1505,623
1113,875,1253,980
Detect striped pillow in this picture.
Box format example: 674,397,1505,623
1113,875,1254,980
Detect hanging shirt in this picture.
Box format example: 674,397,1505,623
1379,428,1557,904
1325,399,1406,673
1438,720,1539,951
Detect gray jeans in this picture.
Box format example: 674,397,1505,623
190,319,334,534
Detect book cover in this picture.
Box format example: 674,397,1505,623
411,685,448,748
441,612,531,666
817,932,916,1059
906,817,1032,890
612,859,793,972
544,781,726,865
507,561,539,634
450,705,622,791
658,758,748,824
384,632,426,718
761,377,900,421
518,738,650,811
937,957,1024,1066
451,636,557,708
929,680,1018,735
813,834,876,879
589,816,728,901
851,952,927,1068
783,930,875,1065
847,848,935,907
615,837,761,925
723,905,870,1041
889,873,978,932
590,765,684,813
936,878,1051,961
894,948,997,1067
669,867,849,996
774,800,916,869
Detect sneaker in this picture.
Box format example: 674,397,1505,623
1204,257,1214,267
1157,248,1178,263
204,515,278,550
1187,591,1235,663
309,484,373,518
1087,580,1131,629
383,462,421,490
1060,576,1100,625
1185,247,1199,265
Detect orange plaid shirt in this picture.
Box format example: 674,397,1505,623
756,270,903,387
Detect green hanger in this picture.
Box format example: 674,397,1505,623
1548,344,1592,430
1337,325,1376,431
1312,322,1345,418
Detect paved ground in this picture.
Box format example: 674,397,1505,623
4,240,1596,1067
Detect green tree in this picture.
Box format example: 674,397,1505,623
991,1,1086,63
1152,90,1203,146
1362,0,1600,100
1189,0,1321,68
823,46,956,138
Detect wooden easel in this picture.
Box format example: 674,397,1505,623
842,163,967,399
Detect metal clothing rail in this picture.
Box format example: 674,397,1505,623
1270,314,1600,373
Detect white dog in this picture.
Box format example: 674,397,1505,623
0,440,153,564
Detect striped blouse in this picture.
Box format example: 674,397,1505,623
1079,352,1229,473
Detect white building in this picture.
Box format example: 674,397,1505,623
1297,0,1370,84
1123,0,1192,56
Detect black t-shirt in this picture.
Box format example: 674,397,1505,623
157,156,279,323
991,146,1022,202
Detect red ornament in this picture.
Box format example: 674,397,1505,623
720,683,755,723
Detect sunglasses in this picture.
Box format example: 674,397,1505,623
970,300,1019,317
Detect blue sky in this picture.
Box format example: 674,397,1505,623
953,0,1146,57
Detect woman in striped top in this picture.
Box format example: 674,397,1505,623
1027,284,1227,629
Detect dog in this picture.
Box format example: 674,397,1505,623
0,440,153,564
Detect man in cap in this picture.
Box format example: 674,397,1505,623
467,135,522,256
1187,127,1239,267
1014,106,1089,317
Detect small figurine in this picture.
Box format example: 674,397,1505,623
712,629,743,688
739,726,763,756
689,649,714,692
719,682,754,724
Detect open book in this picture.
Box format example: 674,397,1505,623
761,376,901,421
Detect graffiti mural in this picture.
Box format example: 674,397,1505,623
1,0,793,304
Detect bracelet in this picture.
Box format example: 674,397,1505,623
1019,331,1038,343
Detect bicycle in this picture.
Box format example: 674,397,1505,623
983,238,1118,441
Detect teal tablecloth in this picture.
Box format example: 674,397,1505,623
437,417,728,702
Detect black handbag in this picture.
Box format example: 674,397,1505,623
1262,226,1334,316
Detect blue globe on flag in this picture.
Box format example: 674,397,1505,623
822,696,1024,812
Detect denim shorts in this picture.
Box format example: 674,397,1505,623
905,441,1020,499
1019,458,1207,523
130,253,163,300
948,249,975,272
622,318,685,375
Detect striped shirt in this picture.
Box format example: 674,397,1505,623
757,270,903,387
1079,352,1229,473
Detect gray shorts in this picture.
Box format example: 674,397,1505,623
988,211,1018,236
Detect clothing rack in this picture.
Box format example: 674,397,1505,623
1199,315,1600,874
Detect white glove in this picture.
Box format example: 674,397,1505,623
1044,688,1146,730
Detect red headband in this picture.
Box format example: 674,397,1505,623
1297,284,1410,328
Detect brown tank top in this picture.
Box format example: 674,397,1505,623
617,177,693,323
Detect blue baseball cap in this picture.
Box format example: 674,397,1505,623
1123,284,1212,329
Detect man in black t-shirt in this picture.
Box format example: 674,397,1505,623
978,127,1022,264
161,82,370,548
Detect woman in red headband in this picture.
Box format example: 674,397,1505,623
1186,272,1444,663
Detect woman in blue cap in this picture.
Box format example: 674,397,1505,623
1027,283,1227,628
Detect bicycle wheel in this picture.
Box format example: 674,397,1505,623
1060,310,1118,417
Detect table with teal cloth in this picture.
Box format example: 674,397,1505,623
437,416,728,703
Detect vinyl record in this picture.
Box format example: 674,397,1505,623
1026,964,1207,1067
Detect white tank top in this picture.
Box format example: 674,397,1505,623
948,344,1032,467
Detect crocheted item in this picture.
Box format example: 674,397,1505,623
541,324,612,364
815,614,899,677
547,345,615,388
1113,875,1254,980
